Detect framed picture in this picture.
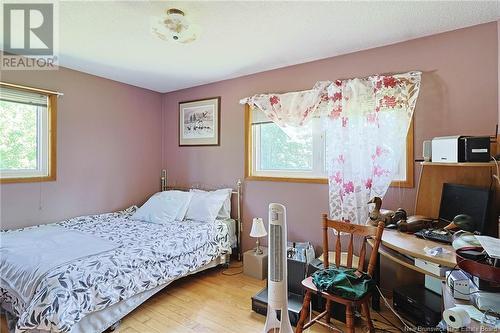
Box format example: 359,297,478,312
179,97,220,146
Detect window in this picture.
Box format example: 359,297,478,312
0,82,57,183
245,105,414,187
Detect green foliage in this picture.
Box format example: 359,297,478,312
0,101,37,170
259,122,313,170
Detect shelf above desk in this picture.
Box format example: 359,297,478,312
420,162,495,167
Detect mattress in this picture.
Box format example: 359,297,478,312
0,207,233,333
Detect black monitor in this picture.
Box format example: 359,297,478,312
438,183,491,234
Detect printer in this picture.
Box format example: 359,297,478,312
431,136,490,163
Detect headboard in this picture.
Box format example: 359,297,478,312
160,170,243,261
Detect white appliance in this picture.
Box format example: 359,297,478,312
431,135,461,163
263,203,294,333
445,270,470,300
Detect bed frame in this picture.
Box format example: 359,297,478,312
89,176,244,333
1,176,243,333
160,170,243,261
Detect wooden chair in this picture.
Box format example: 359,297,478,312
295,214,385,333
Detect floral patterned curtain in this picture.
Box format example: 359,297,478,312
240,71,421,225
240,81,331,140
321,72,421,224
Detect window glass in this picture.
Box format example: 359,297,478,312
0,100,38,170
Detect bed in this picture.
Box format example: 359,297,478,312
0,180,242,333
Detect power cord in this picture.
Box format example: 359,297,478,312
444,252,488,297
372,319,402,333
491,155,500,186
221,262,243,276
376,286,418,332
373,310,404,332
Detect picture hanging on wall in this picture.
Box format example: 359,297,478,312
178,97,220,146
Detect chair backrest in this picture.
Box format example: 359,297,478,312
322,214,384,277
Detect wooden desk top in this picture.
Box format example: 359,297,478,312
372,229,456,268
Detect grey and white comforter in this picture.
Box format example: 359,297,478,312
0,207,231,333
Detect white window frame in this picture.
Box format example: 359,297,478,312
251,118,325,179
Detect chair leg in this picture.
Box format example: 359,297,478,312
325,300,332,324
345,305,355,333
295,290,311,333
361,301,375,333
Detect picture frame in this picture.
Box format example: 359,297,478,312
178,97,220,146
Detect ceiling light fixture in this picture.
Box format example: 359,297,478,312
151,8,199,44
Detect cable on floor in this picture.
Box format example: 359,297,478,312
221,262,243,276
373,318,403,333
377,286,418,332
373,309,404,332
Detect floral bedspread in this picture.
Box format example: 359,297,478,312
0,207,231,332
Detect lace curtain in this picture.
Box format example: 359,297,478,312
321,73,421,224
240,81,331,140
241,72,421,224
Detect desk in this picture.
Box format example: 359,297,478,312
368,229,456,310
371,230,456,279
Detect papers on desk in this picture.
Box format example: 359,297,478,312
455,304,500,328
475,236,500,259
455,304,485,322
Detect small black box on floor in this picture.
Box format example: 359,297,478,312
393,285,442,327
251,287,304,326
287,258,307,295
307,258,346,323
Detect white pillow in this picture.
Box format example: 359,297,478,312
132,191,193,223
191,188,232,219
168,191,194,221
185,190,228,223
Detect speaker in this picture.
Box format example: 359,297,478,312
423,140,432,162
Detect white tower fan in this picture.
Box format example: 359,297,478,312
263,203,294,333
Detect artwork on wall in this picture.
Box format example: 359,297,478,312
178,97,220,146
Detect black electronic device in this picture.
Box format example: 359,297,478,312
414,229,452,244
251,287,303,326
438,183,491,234
461,136,491,162
393,285,442,327
288,259,307,295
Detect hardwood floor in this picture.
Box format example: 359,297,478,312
0,265,402,333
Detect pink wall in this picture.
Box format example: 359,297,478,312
163,22,499,252
0,68,163,229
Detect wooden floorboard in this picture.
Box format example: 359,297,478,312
0,265,402,333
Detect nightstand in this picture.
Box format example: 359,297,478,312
243,247,268,280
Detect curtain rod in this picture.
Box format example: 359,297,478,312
0,81,64,96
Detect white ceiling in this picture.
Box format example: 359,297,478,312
29,1,500,92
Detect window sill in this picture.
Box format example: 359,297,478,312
0,175,56,184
